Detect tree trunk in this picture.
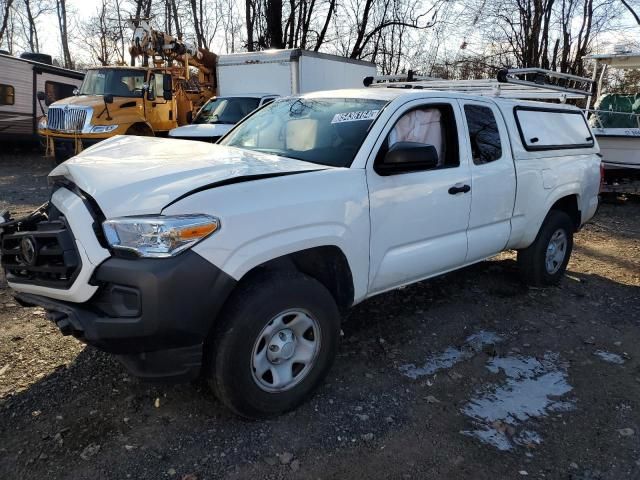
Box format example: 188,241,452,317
0,0,14,47
265,0,284,48
245,0,254,51
56,0,72,68
24,0,39,52
314,0,335,51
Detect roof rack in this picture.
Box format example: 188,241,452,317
363,68,594,101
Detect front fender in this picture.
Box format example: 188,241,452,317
164,169,372,302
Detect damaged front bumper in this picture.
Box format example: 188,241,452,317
15,251,237,381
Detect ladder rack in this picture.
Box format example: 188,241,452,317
363,68,594,101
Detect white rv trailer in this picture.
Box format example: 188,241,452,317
0,53,84,143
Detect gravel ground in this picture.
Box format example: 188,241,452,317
0,148,639,480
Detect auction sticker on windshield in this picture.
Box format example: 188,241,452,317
331,110,380,124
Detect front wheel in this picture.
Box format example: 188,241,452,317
517,210,574,286
206,271,341,418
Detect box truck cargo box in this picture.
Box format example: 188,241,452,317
216,49,377,97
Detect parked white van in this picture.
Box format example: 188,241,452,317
1,69,601,418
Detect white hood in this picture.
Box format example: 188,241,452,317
168,123,234,138
50,135,327,217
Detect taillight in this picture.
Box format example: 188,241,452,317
599,161,605,193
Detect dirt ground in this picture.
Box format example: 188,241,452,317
0,148,639,480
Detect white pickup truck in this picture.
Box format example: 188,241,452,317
0,86,601,418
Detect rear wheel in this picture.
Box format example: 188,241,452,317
517,210,574,286
206,271,340,418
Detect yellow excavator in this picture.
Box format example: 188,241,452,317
39,18,217,163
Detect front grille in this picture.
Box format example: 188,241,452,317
48,107,88,132
1,205,81,289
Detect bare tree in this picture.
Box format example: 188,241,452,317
0,0,14,48
80,0,126,65
459,0,624,75
56,0,71,67
15,0,54,52
621,0,640,24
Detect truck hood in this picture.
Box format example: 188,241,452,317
168,123,234,138
50,95,127,110
49,135,328,217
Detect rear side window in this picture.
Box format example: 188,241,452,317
514,107,593,151
45,81,76,106
0,84,14,105
464,105,502,164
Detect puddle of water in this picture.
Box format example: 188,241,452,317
593,350,625,365
461,352,574,451
399,330,501,379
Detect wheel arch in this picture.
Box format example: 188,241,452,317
126,122,155,136
511,187,582,249
231,245,355,311
549,194,580,231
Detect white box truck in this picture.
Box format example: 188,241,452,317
169,49,377,142
216,49,377,97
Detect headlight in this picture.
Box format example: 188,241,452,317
38,116,47,131
102,215,220,258
90,125,119,133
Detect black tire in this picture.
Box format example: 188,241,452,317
207,271,341,418
517,210,574,286
54,147,70,165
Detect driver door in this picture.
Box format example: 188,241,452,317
146,72,175,132
366,99,472,294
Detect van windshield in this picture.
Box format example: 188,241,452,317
220,97,387,167
79,69,146,98
194,97,261,125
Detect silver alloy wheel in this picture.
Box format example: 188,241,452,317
545,228,568,274
251,309,321,392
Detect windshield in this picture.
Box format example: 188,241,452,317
79,69,146,98
194,97,261,125
220,97,387,167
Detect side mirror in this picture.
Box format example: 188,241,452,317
144,82,156,101
186,111,193,124
36,91,45,101
104,94,114,104
73,88,79,96
162,74,172,100
376,142,439,175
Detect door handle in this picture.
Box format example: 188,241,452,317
448,184,471,195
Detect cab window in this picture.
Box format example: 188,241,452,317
464,105,502,164
375,104,460,173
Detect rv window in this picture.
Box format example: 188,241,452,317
514,107,594,151
0,84,14,105
45,81,76,106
